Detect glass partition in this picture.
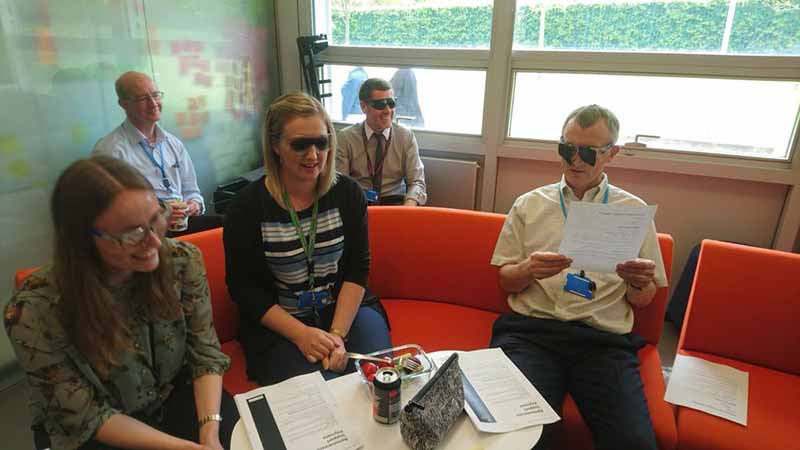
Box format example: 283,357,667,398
0,0,278,387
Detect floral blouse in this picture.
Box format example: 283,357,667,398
4,239,230,450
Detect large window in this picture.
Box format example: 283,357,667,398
315,0,494,48
305,0,800,162
514,0,800,55
509,0,800,161
325,65,485,134
510,72,800,160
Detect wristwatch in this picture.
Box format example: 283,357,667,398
198,414,223,428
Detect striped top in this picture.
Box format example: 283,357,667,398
261,207,345,314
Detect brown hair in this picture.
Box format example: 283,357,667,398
262,91,337,200
358,77,392,102
51,156,179,377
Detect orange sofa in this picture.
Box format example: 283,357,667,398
13,206,676,450
675,240,800,450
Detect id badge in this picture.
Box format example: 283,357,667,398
364,189,379,203
564,272,596,300
297,290,330,310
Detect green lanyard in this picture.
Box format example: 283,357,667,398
281,187,319,289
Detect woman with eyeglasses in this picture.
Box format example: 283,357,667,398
4,156,238,450
223,92,391,386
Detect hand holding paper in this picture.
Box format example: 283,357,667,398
525,252,573,280
615,258,656,288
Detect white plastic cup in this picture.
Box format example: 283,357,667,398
164,197,189,232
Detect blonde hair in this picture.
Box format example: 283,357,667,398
262,91,337,200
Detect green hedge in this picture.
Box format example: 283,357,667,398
333,6,493,48
331,1,799,54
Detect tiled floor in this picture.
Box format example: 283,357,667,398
0,320,682,450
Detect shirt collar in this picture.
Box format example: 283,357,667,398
559,173,609,203
364,122,391,141
123,119,165,147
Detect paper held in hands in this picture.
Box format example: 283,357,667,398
558,202,658,273
234,371,363,450
432,348,560,433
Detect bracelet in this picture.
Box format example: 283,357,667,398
330,327,348,341
198,414,222,428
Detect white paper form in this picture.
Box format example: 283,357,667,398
558,202,657,273
665,354,749,426
434,348,560,433
234,371,363,450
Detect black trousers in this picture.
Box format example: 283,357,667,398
33,380,238,450
490,313,658,450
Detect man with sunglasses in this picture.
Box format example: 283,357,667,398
93,71,205,233
490,105,668,450
336,77,427,206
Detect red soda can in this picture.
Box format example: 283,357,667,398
372,367,401,424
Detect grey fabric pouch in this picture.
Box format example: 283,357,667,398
399,353,464,450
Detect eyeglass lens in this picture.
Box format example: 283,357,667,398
558,143,598,166
369,98,396,110
132,91,164,102
118,203,171,245
288,135,330,152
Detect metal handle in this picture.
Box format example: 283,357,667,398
345,352,392,364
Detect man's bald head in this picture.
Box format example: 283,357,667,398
115,71,163,129
115,71,152,101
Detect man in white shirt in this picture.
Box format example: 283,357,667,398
93,71,204,230
490,105,667,450
336,78,427,206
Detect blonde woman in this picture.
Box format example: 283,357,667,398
224,92,391,386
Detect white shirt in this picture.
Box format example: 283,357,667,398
92,120,205,213
491,174,668,334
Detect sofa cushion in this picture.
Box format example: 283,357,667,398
381,298,501,352
676,350,800,450
177,228,239,344
368,206,510,313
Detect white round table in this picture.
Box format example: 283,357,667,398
231,370,541,450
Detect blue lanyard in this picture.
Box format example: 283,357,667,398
138,141,172,191
559,184,610,218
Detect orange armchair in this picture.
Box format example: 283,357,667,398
675,240,800,450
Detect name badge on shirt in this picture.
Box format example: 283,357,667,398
364,189,379,203
564,271,596,300
297,290,330,310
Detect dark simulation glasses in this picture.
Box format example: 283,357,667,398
558,140,613,167
367,97,397,110
287,135,331,152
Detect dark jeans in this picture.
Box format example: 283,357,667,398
490,313,657,450
248,304,392,386
33,379,238,450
